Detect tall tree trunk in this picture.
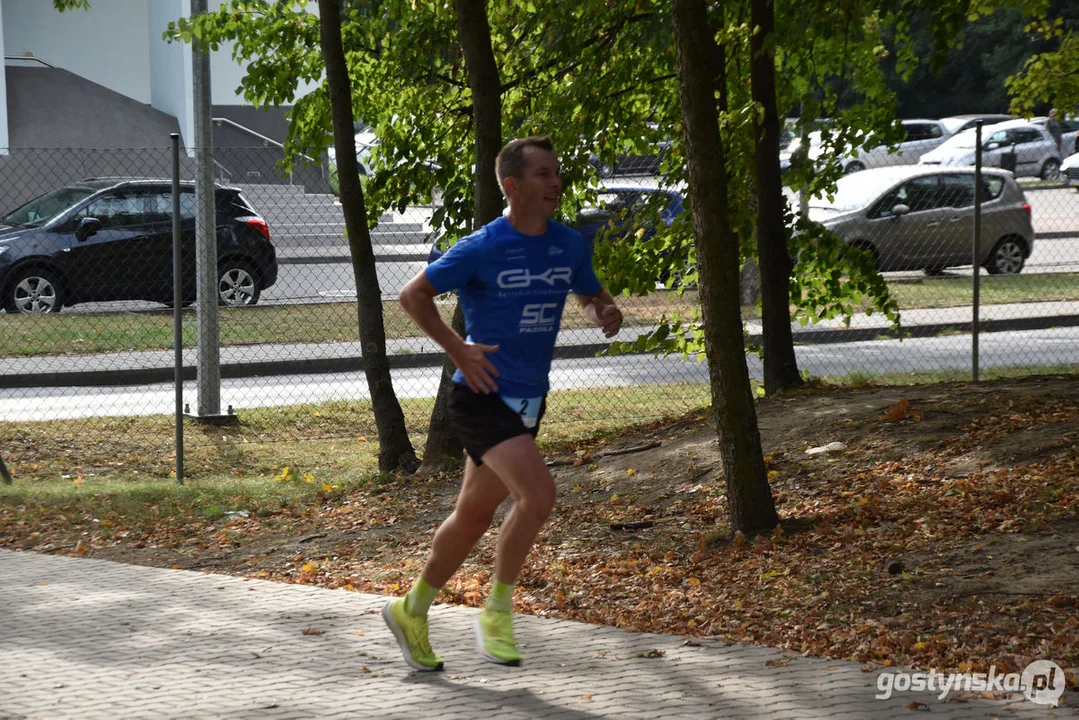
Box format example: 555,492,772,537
420,306,466,472
751,0,802,394
0,453,12,485
455,0,504,226
318,0,418,473
672,0,779,534
417,0,505,473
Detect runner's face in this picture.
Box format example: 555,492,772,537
511,146,562,218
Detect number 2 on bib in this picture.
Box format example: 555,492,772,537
500,395,542,429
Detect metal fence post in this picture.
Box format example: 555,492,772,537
192,0,222,419
972,121,982,383
172,133,184,485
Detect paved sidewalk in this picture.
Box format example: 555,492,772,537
1,550,1071,719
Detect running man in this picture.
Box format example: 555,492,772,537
384,136,623,670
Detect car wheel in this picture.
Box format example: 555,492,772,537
218,261,260,306
4,267,64,314
984,237,1026,275
844,161,865,175
923,266,948,276
1040,158,1061,181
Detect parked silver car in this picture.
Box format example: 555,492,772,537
919,119,1062,180
806,166,1034,275
802,119,951,174
1030,114,1079,157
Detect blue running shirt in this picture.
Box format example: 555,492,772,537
425,216,602,397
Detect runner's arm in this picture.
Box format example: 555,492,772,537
576,289,623,338
399,271,500,393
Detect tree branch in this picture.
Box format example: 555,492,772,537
500,12,656,94
546,441,662,467
954,590,1056,599
434,73,470,88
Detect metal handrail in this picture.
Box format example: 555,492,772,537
212,116,285,149
212,116,317,164
4,55,54,68
212,158,233,182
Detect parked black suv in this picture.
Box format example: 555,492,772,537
0,178,277,313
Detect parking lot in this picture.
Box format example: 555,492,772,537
12,183,1075,315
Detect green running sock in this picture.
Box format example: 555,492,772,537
404,577,440,617
485,578,514,614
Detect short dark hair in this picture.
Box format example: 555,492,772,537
496,136,555,190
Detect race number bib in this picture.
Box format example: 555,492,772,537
500,395,542,429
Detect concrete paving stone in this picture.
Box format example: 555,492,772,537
776,708,892,720
3,549,1077,719
926,708,1001,720
936,705,1037,720
610,711,691,720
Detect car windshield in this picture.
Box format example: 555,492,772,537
940,118,973,135
810,173,898,212
1,186,96,228
939,125,1015,152
939,116,1010,135
938,128,980,150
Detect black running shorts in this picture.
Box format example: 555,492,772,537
447,383,547,465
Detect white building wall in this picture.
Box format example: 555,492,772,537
209,0,247,104
149,0,193,145
3,0,151,103
1,0,321,147
208,0,321,105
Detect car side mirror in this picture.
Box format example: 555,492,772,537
986,142,1000,151
75,217,102,241
892,204,911,217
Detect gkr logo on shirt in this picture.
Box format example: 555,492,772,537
519,302,560,333
497,267,572,289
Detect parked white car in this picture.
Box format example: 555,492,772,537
938,114,1013,136
919,119,1062,180
327,123,377,176
1063,152,1079,185
804,119,951,175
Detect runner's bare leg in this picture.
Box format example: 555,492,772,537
420,456,509,588
476,434,556,585
419,434,554,588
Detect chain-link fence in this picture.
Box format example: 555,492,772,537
0,143,1077,442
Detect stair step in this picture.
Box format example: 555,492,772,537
233,183,434,234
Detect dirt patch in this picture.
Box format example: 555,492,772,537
6,374,1079,679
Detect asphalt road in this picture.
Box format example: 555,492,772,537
3,325,1075,421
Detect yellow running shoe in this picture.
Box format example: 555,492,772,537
475,608,524,666
382,598,444,671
